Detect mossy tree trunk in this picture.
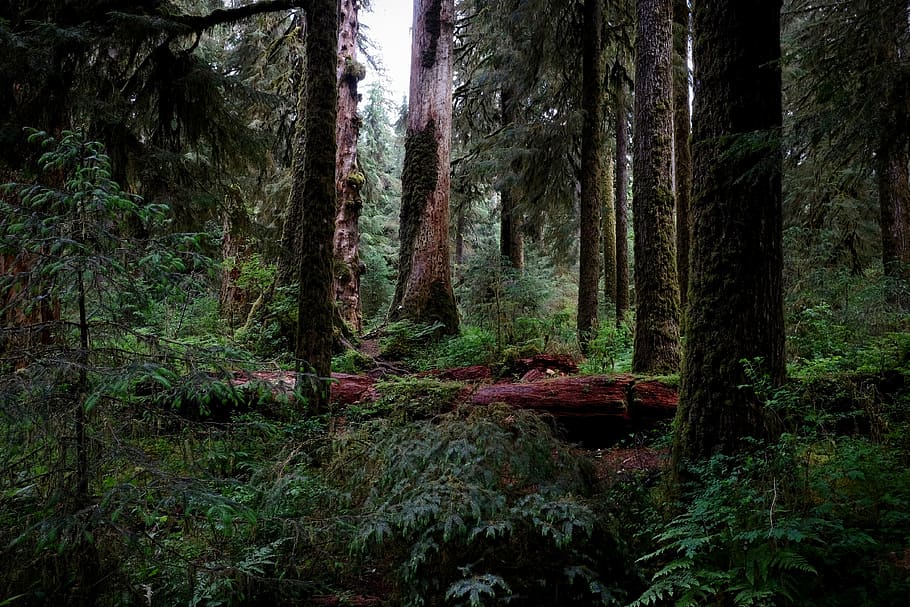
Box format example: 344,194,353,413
615,82,631,326
603,150,616,307
277,12,307,289
390,0,459,334
673,0,692,317
292,0,338,412
875,3,910,283
219,185,252,332
500,85,524,272
673,1,785,464
632,0,680,373
578,0,605,354
878,144,910,281
333,0,365,332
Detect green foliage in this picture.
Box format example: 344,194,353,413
332,405,636,606
332,347,376,374
378,319,446,359
359,83,404,327
374,376,463,421
422,326,500,369
632,435,910,607
457,244,556,350
579,320,635,374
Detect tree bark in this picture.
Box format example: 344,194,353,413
220,185,252,332
878,144,910,281
875,3,910,283
632,0,680,374
673,0,692,317
500,86,524,271
603,150,616,306
277,13,307,288
578,0,605,354
390,0,459,334
615,82,630,325
333,0,365,332
674,1,785,464
292,0,338,412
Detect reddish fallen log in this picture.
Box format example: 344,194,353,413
469,374,677,444
236,369,677,445
470,375,634,416
232,371,378,405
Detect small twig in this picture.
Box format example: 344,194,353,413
768,477,778,539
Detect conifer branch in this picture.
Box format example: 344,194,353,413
167,0,311,33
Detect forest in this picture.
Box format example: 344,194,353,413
1,0,909,605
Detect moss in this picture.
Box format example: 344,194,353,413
343,57,366,82
393,122,439,313
345,169,365,189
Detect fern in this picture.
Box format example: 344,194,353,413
333,405,634,605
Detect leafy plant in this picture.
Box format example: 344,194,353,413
331,405,636,606
631,435,910,607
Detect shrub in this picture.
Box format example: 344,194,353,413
631,436,910,607
331,405,638,606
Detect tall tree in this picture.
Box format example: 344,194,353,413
632,0,680,373
674,0,785,463
783,1,910,288
603,149,617,306
873,2,910,281
333,0,366,331
291,0,338,410
673,0,692,315
578,0,606,353
499,86,525,271
390,0,459,333
614,79,631,325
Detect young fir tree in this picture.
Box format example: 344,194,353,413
632,0,681,373
783,1,910,286
674,1,785,463
390,0,459,334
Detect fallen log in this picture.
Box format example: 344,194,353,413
469,374,677,445
470,375,635,416
235,369,677,446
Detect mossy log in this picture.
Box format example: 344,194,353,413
234,369,677,446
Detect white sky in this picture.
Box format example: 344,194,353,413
360,1,414,103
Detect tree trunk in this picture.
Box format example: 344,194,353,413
674,1,784,465
878,144,910,281
277,13,307,288
673,0,692,317
632,0,680,374
875,4,910,283
219,185,251,332
603,150,616,306
578,0,605,354
333,0,365,332
390,0,459,334
615,83,630,325
455,205,466,265
293,0,338,412
500,86,524,271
